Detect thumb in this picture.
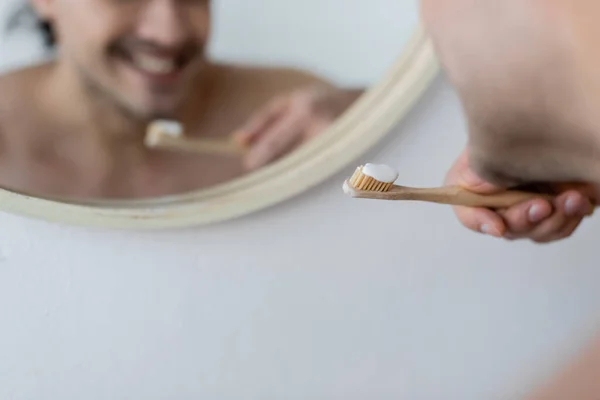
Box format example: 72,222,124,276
232,97,288,147
445,148,507,237
456,166,502,194
445,148,504,194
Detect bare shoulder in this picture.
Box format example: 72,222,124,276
250,65,335,90
0,63,50,95
216,63,336,95
0,63,54,161
0,63,51,123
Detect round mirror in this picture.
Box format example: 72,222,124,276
0,0,437,228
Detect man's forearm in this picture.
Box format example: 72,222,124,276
421,0,600,186
526,337,600,400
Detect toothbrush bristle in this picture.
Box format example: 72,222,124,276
348,166,393,192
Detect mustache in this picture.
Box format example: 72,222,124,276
109,37,203,59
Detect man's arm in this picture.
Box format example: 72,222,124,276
526,337,600,400
421,0,600,186
422,0,600,242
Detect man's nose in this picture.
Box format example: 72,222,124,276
136,0,189,48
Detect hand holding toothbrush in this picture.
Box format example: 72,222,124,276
233,86,363,171
445,148,598,243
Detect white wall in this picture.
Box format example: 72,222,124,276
209,0,419,86
0,0,48,73
0,0,418,86
2,1,600,399
1,77,600,400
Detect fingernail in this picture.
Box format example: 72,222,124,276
481,224,501,237
564,195,580,217
528,204,550,223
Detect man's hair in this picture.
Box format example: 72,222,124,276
37,20,55,47
6,3,55,48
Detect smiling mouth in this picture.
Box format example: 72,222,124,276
133,54,180,74
114,48,197,80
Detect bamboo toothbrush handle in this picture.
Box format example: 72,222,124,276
388,185,555,208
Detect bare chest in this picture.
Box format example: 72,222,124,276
0,119,247,200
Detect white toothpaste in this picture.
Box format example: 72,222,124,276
145,120,183,147
342,180,352,195
150,120,183,137
361,163,398,183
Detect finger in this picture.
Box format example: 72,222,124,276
527,192,591,242
453,205,506,237
503,192,592,242
550,216,585,243
529,215,583,244
303,117,333,142
243,114,304,170
558,217,585,239
558,190,594,217
232,98,288,147
497,199,553,233
551,183,600,206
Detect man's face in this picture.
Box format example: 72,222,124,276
39,0,211,119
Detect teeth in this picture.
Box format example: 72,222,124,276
132,54,176,74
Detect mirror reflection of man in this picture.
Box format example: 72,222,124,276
0,0,364,199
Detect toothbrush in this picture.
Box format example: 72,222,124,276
342,163,556,208
144,120,246,156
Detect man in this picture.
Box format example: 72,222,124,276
0,0,362,199
422,0,600,244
